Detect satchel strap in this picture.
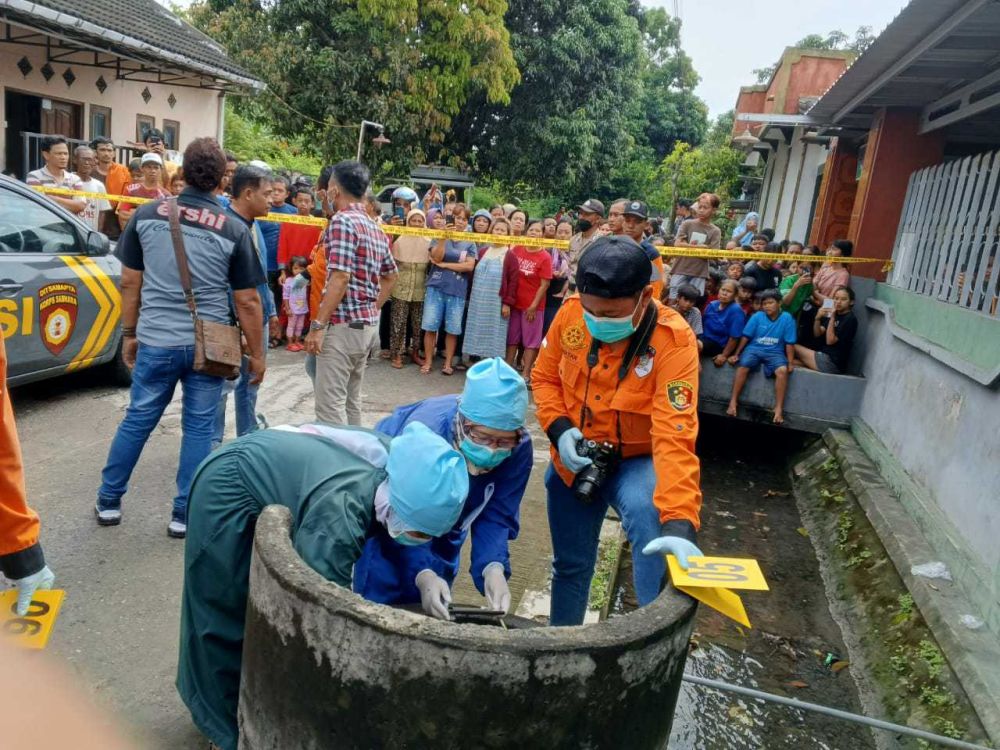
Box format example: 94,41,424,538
168,199,199,320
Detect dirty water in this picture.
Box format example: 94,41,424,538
611,416,877,750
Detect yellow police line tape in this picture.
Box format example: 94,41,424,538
33,185,892,269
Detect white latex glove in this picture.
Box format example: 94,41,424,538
12,565,55,616
415,569,451,621
641,537,704,570
556,427,592,473
482,562,511,614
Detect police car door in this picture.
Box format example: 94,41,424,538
0,189,112,379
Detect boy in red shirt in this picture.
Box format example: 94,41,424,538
117,153,170,229
505,219,552,386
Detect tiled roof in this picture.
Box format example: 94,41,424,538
0,0,263,88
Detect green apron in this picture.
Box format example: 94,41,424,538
176,428,388,750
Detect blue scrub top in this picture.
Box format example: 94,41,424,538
353,395,533,604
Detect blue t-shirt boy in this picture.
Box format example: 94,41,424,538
737,308,796,376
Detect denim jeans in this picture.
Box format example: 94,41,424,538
98,343,223,520
546,457,665,626
211,356,259,449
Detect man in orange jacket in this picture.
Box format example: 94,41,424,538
533,235,703,626
0,336,55,615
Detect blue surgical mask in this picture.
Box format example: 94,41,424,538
460,438,511,471
583,299,642,343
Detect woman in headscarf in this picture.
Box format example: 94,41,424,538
731,211,760,247
464,217,519,360
389,208,432,369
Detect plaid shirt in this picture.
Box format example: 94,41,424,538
324,203,396,325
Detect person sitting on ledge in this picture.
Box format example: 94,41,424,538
793,286,858,375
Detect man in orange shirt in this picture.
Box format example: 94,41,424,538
0,336,55,616
91,136,132,239
532,235,703,626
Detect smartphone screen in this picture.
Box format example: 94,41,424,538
446,215,455,227
822,298,834,309
394,205,405,220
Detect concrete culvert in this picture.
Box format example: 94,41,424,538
239,505,697,750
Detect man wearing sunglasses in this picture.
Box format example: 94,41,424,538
354,358,532,620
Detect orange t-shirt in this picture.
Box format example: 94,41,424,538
100,162,132,206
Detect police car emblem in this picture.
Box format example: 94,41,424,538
38,283,78,356
561,324,587,350
667,380,693,411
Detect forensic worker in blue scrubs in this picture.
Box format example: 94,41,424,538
353,358,532,619
177,421,468,750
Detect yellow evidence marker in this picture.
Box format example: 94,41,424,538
0,589,65,649
666,556,769,628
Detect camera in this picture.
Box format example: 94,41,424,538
572,439,620,504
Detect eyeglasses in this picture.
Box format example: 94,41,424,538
462,421,522,450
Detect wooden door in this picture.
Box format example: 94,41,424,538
40,100,82,139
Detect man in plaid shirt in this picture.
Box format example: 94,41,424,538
305,161,397,424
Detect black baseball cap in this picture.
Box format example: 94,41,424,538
623,200,648,220
577,199,606,217
576,235,652,298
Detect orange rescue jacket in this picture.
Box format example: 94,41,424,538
0,335,44,580
532,296,702,529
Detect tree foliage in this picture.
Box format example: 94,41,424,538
752,26,874,84
187,0,519,171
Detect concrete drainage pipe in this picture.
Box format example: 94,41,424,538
239,505,697,750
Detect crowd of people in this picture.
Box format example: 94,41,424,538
5,131,861,749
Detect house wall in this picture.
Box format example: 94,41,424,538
783,55,851,114
856,286,1000,634
0,33,223,172
768,128,828,242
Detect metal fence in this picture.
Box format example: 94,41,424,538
19,131,139,181
889,150,1000,317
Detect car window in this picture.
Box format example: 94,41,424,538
0,190,82,255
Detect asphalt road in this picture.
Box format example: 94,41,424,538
8,349,553,749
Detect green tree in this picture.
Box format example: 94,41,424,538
752,26,873,83
187,0,519,171
444,0,646,198
651,136,745,213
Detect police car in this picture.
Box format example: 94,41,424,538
0,174,128,386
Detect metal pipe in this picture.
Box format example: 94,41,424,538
356,119,385,162
683,674,991,750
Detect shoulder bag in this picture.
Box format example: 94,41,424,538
168,199,242,379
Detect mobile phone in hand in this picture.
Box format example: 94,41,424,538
394,205,405,220
822,298,834,310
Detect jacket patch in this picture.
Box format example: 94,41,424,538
560,324,587,351
667,380,694,411
635,346,656,378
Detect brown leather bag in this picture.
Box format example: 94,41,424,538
168,199,242,379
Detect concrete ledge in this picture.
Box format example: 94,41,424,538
238,505,698,749
824,429,1000,744
699,359,866,433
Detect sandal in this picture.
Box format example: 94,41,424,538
391,357,404,369
441,366,454,376
420,364,432,374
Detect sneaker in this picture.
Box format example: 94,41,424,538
168,514,187,539
95,499,122,526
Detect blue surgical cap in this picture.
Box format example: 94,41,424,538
386,422,468,536
459,358,528,431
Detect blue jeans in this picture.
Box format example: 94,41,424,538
546,457,665,626
98,344,223,520
211,356,259,449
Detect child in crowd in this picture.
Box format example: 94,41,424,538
118,153,169,229
794,286,858,375
128,158,142,183
276,188,323,339
701,279,745,364
282,257,309,351
671,192,722,300
751,291,763,313
506,219,552,387
674,284,703,350
169,172,185,197
700,270,722,311
726,261,744,281
727,289,797,425
737,277,756,315
779,254,815,316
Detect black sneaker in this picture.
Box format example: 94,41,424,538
95,498,122,526
168,511,187,539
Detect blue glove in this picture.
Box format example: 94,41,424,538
13,565,55,616
556,428,592,473
642,537,703,569
291,273,308,289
